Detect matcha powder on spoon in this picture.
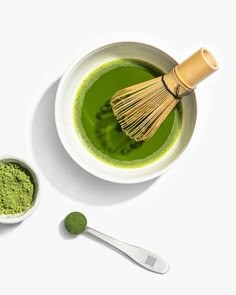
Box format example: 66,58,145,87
0,162,35,215
64,212,87,235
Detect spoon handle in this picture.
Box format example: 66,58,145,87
85,227,169,274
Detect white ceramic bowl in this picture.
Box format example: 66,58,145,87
0,157,40,224
55,41,197,183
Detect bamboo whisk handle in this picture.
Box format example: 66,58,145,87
174,47,219,90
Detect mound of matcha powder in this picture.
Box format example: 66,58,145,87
0,162,35,215
64,212,87,235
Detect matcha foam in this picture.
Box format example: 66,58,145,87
74,58,182,168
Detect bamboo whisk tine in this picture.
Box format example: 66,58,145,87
111,48,218,141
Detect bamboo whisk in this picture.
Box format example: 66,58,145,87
111,48,218,141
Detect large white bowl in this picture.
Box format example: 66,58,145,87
55,41,197,183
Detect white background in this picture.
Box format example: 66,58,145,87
0,1,235,294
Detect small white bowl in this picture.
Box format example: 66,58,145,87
0,157,40,224
55,41,197,183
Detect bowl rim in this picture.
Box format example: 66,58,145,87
55,39,197,183
0,156,40,224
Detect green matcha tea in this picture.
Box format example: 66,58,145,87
73,59,182,168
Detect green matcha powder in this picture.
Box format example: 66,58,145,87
0,162,35,215
64,212,87,235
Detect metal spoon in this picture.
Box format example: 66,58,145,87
64,212,169,274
